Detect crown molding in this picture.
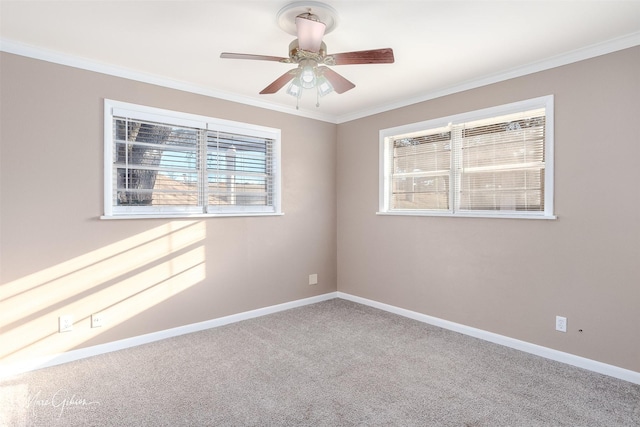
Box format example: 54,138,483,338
2,32,639,125
0,38,338,124
335,31,640,124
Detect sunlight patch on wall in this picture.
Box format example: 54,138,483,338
0,221,206,367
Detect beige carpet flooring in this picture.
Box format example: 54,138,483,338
1,299,639,426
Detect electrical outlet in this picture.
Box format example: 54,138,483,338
59,315,73,332
555,316,567,332
91,313,104,328
309,274,318,285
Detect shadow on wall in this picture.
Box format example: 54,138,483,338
0,221,207,369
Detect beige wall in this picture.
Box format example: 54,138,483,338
337,46,640,372
0,53,337,364
2,47,639,374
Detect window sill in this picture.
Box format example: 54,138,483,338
376,211,557,220
100,212,285,220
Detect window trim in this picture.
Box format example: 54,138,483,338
378,95,555,219
102,99,282,219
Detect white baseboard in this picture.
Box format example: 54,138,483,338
337,292,640,385
3,290,638,385
0,292,338,379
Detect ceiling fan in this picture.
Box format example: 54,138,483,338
220,1,394,108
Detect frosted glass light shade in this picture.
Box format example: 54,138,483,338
286,78,303,97
316,75,333,97
295,15,326,52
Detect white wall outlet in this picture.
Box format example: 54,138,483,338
555,316,567,332
59,315,73,332
91,313,104,328
309,273,318,285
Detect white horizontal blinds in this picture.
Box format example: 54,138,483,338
112,116,200,208
206,130,275,212
456,108,546,212
390,126,452,210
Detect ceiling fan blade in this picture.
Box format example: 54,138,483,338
318,66,355,94
327,48,395,65
259,69,297,94
296,15,326,53
220,52,289,63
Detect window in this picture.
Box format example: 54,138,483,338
379,96,554,219
103,100,281,218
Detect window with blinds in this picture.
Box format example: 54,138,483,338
379,96,554,219
389,126,452,211
104,100,281,218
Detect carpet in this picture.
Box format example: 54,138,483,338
1,299,638,426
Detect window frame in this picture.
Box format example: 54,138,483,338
378,95,555,219
103,99,282,219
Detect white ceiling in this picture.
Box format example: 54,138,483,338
1,1,639,123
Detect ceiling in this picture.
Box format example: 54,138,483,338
1,1,639,123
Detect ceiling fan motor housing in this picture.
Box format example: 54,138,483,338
288,40,327,64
